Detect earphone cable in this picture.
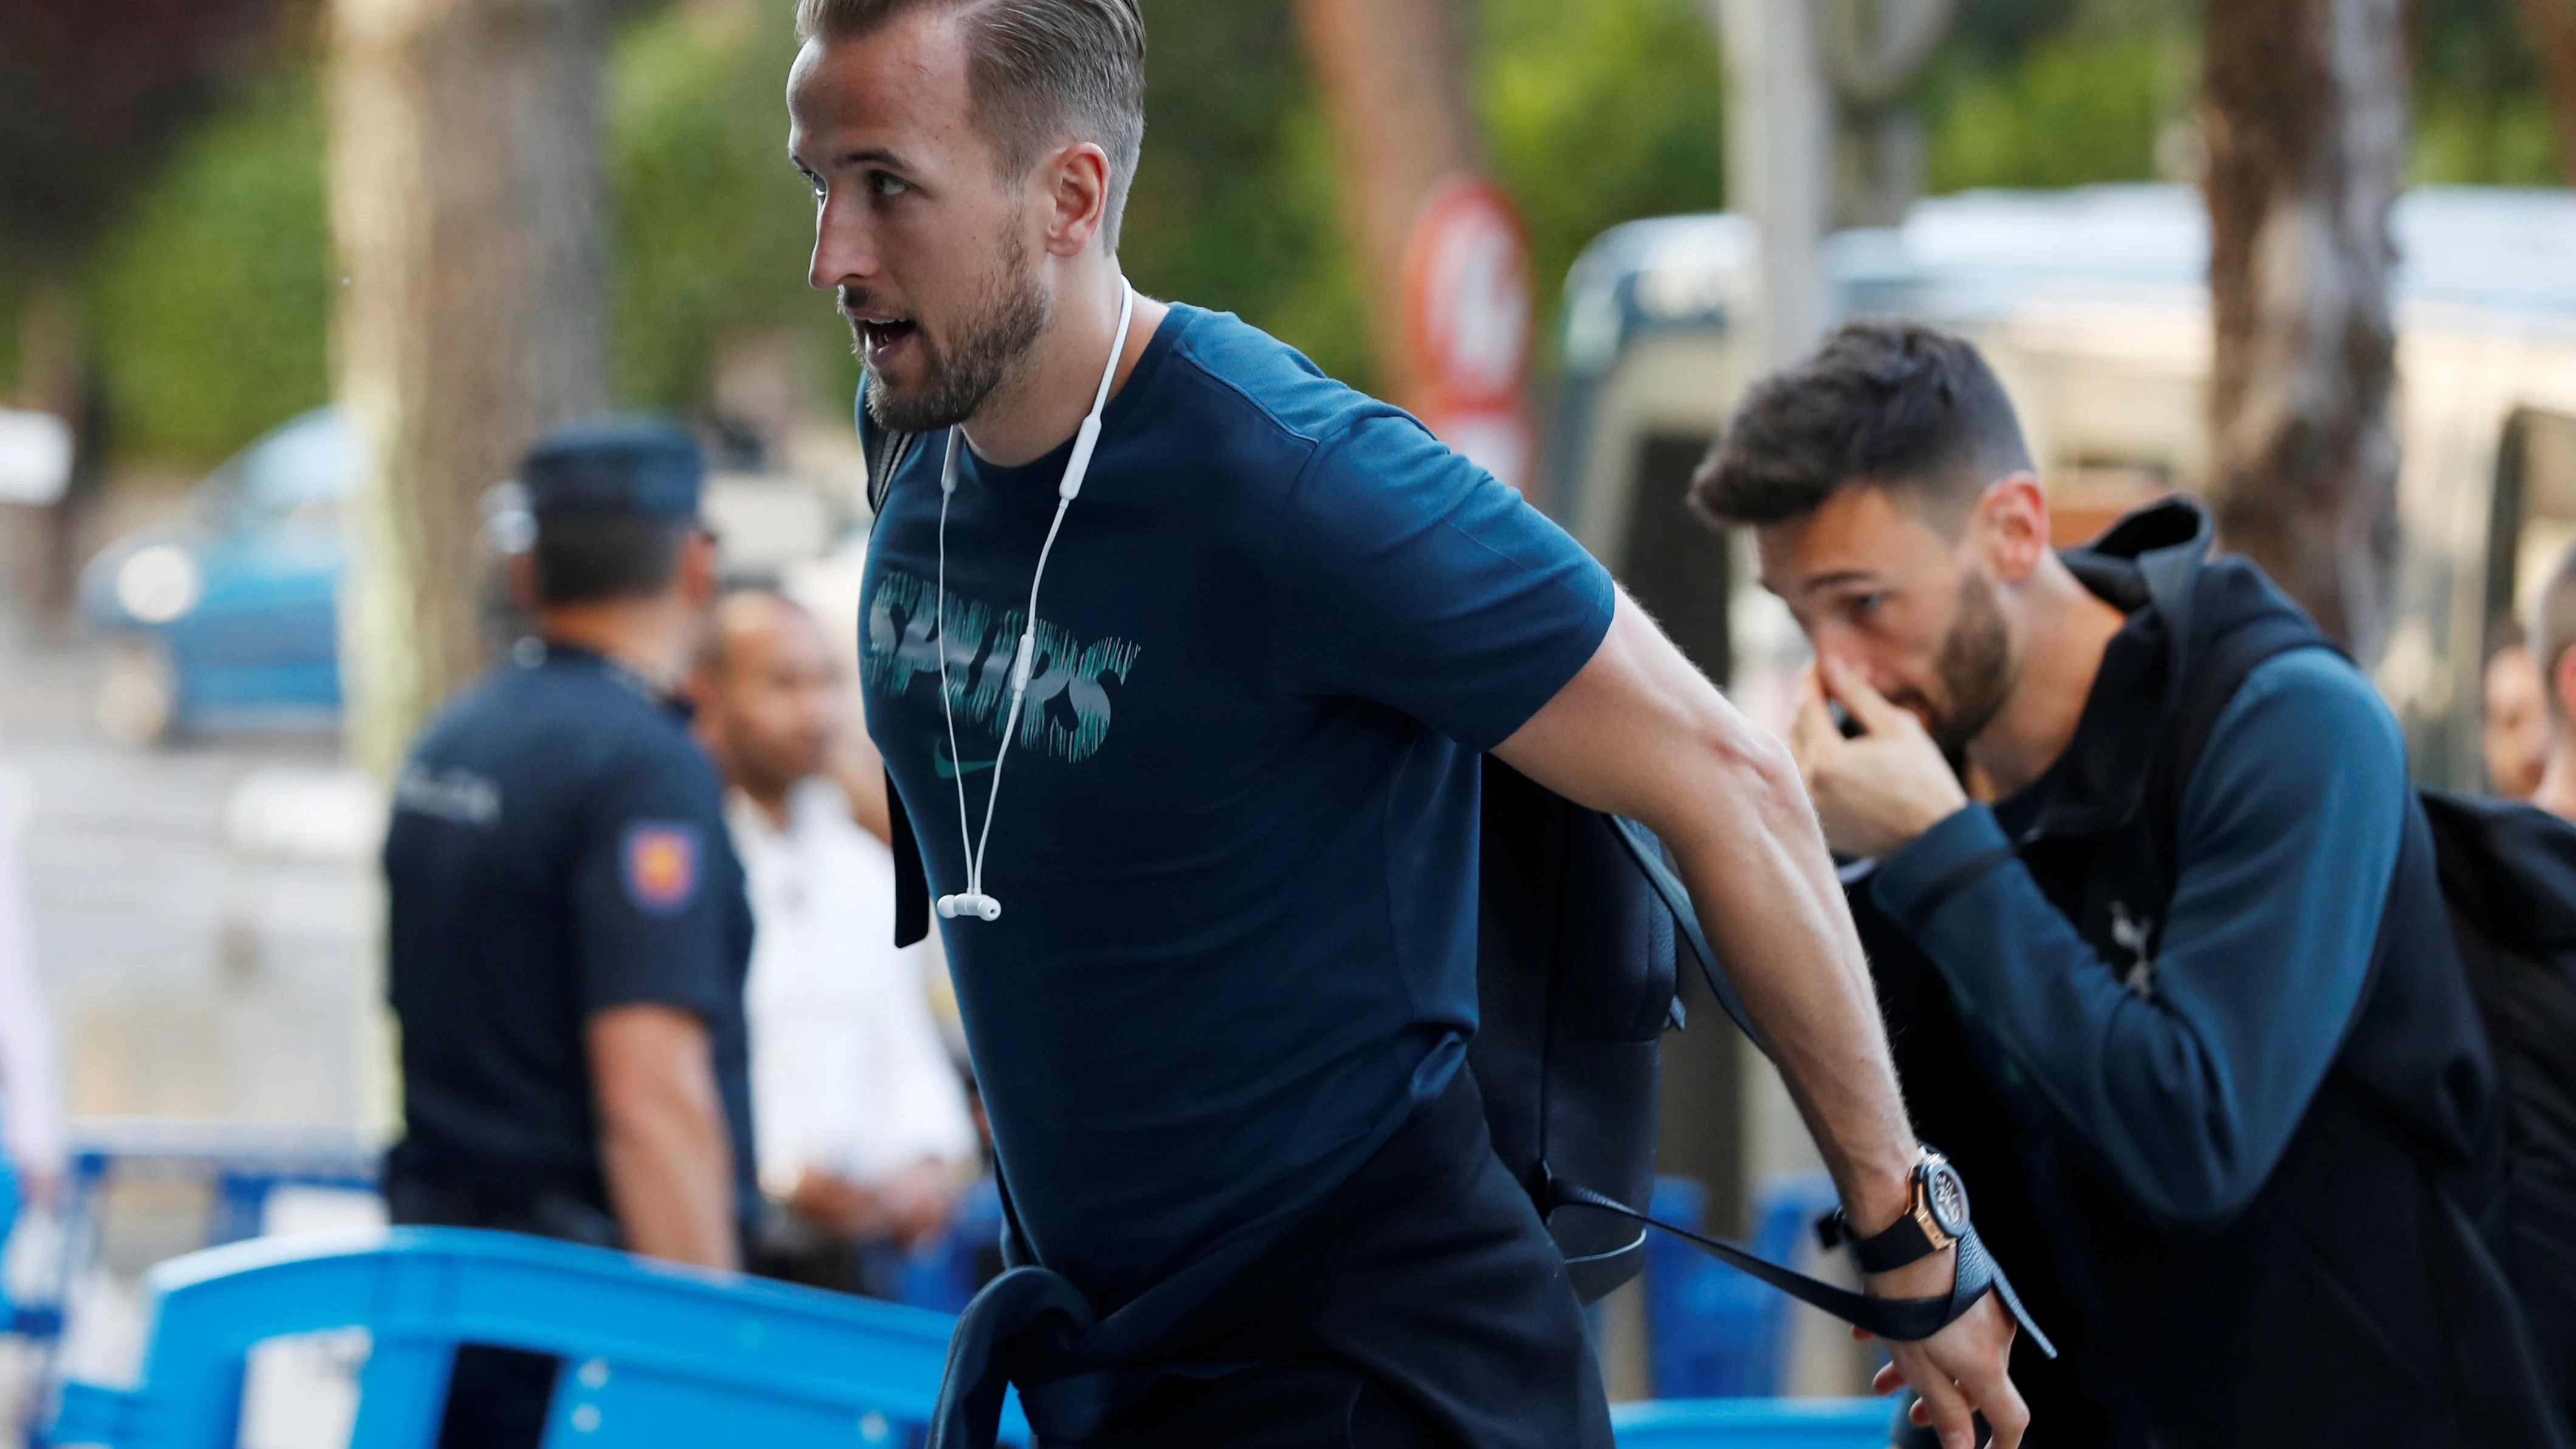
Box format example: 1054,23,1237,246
933,280,1136,916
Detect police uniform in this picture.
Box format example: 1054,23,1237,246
380,422,755,1447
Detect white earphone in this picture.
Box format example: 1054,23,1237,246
931,279,1138,924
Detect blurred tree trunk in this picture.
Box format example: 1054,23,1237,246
327,0,608,776
2515,0,2576,186
1819,0,1956,228
1292,0,1482,408
2202,0,2408,656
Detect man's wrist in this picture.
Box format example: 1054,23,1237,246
1843,1154,1920,1240
1903,790,1968,847
1838,1144,1981,1262
1866,1240,1958,1302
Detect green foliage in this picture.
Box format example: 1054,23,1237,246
2412,0,2564,185
1922,2,2191,193
0,268,18,398
599,0,1382,403
81,0,2560,471
1923,0,2565,195
606,2,854,413
1479,0,1729,366
82,68,331,466
1120,0,1374,391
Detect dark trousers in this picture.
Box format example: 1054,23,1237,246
432,1345,558,1449
1089,1357,1456,1448
383,1168,622,1449
1067,1070,1613,1449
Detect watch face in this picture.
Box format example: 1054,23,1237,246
1925,1161,1971,1238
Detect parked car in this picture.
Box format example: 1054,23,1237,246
80,409,354,744
79,408,848,745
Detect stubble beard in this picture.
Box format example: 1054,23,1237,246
859,227,1052,436
1926,570,2016,759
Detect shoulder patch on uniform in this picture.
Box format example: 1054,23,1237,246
622,822,701,915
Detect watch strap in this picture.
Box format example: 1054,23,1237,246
1846,1206,1941,1274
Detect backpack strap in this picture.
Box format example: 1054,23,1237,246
860,375,934,947
1610,816,1761,1050
1601,817,2053,1354
1549,1173,2055,1353
889,766,932,949
2146,614,2335,872
855,377,922,519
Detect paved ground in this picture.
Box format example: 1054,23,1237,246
1,614,379,1139
0,603,382,1444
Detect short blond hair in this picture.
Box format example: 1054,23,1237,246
795,0,1147,252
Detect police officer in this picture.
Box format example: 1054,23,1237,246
381,419,756,1448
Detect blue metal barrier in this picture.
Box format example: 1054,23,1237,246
43,1227,1029,1449
57,1120,381,1258
1611,1397,1890,1448
1646,1173,1848,1399
33,1218,1889,1449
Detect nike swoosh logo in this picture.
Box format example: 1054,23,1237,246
934,752,996,779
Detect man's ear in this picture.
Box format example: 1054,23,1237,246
1979,471,2050,583
1041,141,1112,259
679,530,722,606
2552,645,2576,726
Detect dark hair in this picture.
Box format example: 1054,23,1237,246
1689,318,2034,529
696,586,812,679
795,0,1148,253
532,514,693,607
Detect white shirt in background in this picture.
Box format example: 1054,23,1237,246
0,766,63,1184
729,777,978,1201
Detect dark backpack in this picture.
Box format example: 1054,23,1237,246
2405,795,2576,1428
1468,756,1742,1303
2158,628,2576,1432
863,409,2038,1346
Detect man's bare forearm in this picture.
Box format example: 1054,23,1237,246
600,1103,738,1269
1655,725,1916,1233
1494,595,1917,1231
590,1004,739,1270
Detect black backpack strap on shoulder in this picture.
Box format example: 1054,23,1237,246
855,376,922,519
2147,615,2334,869
1609,816,1764,1052
1549,1173,2055,1355
860,374,931,946
888,766,931,948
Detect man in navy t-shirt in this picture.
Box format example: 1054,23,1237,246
789,2,2027,1447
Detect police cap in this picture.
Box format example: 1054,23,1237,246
521,419,703,521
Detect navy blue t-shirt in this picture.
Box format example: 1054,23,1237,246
860,305,1615,1306
383,644,759,1225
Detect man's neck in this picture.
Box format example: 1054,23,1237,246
733,777,795,832
1965,555,2132,800
2534,742,2576,824
538,596,697,694
962,264,1170,467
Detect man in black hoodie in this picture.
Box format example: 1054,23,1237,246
1690,319,2563,1448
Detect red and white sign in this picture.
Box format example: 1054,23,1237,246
1401,174,1536,493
